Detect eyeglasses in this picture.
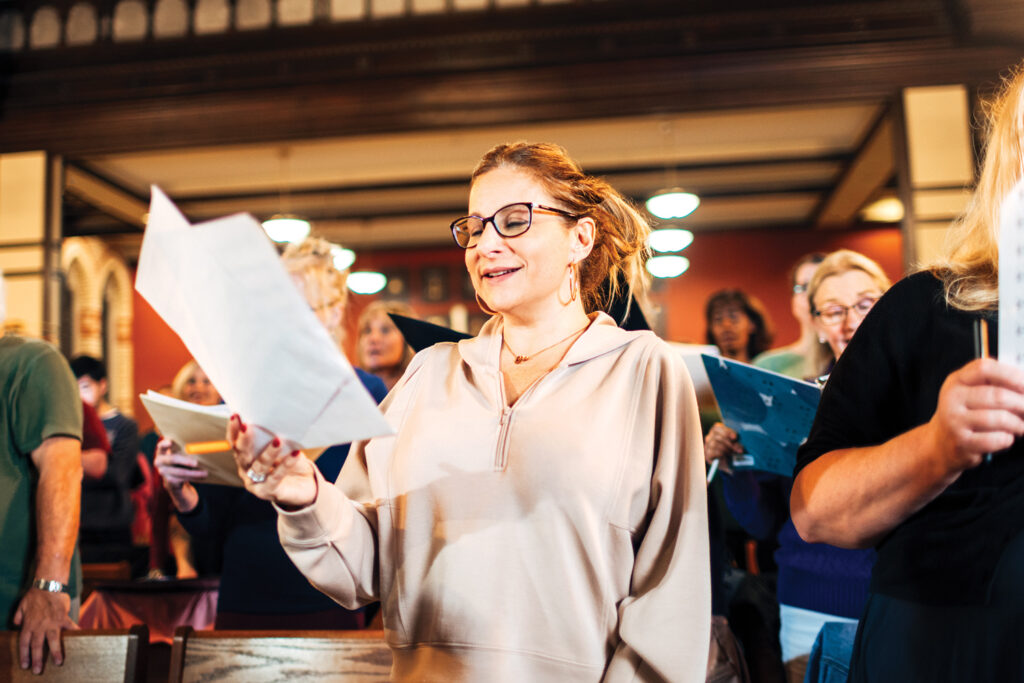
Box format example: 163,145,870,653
450,202,580,249
813,296,879,326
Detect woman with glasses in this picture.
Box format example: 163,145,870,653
753,253,828,380
705,249,891,683
228,142,710,681
792,64,1024,682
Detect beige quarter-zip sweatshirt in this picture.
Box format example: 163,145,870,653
278,312,710,682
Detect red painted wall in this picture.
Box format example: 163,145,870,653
131,227,902,430
653,227,904,346
131,290,193,431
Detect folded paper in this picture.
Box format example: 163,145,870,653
135,187,394,450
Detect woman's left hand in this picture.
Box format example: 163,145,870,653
227,415,318,509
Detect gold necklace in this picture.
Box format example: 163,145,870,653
503,322,590,365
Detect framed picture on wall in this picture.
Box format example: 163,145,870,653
422,266,450,302
379,268,409,300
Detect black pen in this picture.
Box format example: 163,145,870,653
974,318,993,464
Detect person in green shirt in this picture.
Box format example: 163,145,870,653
0,326,83,675
753,252,828,381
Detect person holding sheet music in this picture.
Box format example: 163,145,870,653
229,142,710,682
155,237,388,629
791,63,1024,682
705,250,891,683
705,289,774,364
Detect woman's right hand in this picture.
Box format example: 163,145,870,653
927,357,1024,473
227,415,317,510
704,422,744,472
154,438,207,512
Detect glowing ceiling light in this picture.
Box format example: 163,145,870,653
347,271,388,295
261,216,311,243
649,227,694,253
331,245,356,271
646,255,690,278
860,197,904,223
646,189,700,220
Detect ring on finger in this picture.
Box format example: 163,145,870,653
246,467,267,484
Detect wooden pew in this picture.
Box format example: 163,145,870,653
0,625,148,682
168,627,391,682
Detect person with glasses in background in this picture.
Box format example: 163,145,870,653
228,141,711,682
753,253,828,381
792,62,1024,683
706,249,891,683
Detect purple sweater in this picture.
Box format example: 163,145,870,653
722,470,873,619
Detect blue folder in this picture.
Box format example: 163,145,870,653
701,354,821,477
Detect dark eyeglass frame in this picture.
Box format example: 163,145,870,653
449,202,580,249
812,296,880,326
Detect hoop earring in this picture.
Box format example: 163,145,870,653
569,263,579,303
475,292,497,315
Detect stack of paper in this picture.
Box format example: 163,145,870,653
1000,176,1024,368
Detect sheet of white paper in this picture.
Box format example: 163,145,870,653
1000,176,1024,368
135,187,394,448
668,342,719,411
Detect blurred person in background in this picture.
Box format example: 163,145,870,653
357,300,416,392
71,356,141,571
754,253,828,381
705,289,774,364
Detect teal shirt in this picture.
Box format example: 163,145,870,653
753,348,810,379
0,336,82,627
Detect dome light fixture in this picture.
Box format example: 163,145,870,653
645,189,700,220
331,245,356,271
347,271,388,295
646,255,690,279
648,227,694,253
261,215,311,243
860,197,904,223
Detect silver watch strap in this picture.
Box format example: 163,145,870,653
32,579,69,594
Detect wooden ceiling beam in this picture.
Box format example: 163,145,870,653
813,109,896,229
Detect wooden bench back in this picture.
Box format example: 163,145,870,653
168,627,392,682
0,625,148,683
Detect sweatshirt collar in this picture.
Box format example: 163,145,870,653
457,311,645,372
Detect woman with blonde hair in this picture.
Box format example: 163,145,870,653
155,237,388,628
170,360,221,406
706,248,891,683
356,300,416,391
792,62,1024,681
230,141,710,681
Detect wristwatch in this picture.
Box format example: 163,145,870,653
32,579,69,594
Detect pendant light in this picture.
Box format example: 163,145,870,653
262,146,311,244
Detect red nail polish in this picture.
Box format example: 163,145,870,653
291,450,300,457
230,414,239,422
272,437,281,448
240,423,247,433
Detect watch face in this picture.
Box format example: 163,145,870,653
34,579,68,594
